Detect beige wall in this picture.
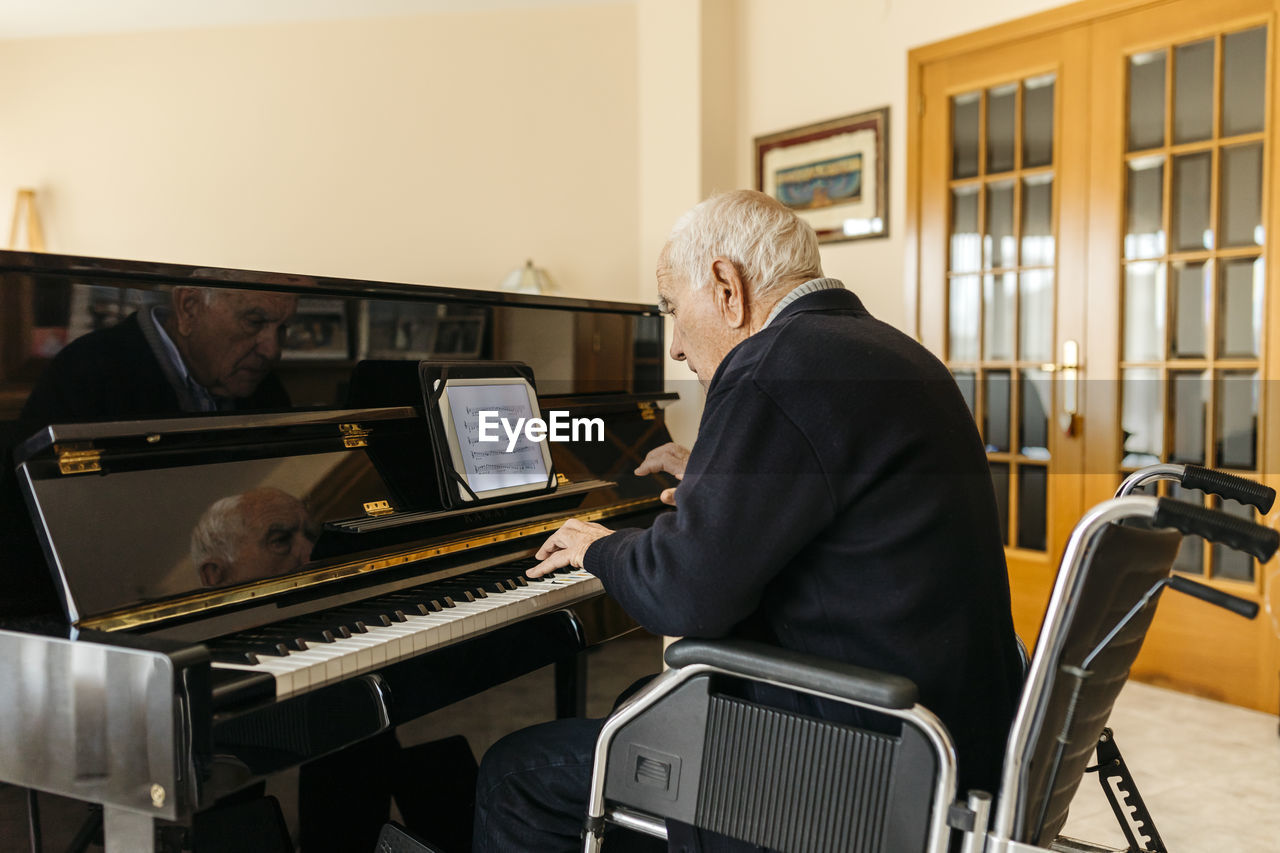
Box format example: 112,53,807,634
733,0,1067,331
0,0,1077,403
0,5,639,301
0,0,1081,319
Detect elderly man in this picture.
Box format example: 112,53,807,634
192,487,318,588
472,190,1023,852
20,285,295,422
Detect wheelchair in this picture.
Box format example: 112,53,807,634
580,464,1278,853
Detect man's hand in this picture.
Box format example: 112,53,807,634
529,518,613,577
635,442,691,506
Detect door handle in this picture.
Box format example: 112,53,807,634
1040,339,1080,435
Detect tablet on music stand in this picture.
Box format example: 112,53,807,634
420,361,557,508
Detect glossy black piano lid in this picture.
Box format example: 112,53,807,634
21,429,405,620
0,251,665,620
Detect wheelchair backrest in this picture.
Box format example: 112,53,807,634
1012,521,1182,844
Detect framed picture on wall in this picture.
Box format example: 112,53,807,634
754,107,889,243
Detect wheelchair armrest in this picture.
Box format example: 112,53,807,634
663,638,919,710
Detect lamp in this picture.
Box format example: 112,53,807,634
500,259,554,295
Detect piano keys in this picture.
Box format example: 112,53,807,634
0,249,676,851
210,563,604,700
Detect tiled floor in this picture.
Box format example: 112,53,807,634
1058,680,1280,852
1,634,1276,852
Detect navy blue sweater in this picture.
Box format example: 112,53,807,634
585,288,1022,793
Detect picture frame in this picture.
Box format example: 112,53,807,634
357,301,488,360
754,106,889,243
281,297,351,361
358,300,440,360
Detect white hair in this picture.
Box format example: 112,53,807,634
191,494,246,570
663,190,823,299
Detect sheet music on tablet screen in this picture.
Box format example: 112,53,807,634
445,382,548,493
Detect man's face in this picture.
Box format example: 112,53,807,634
216,488,317,587
175,289,297,398
657,255,737,390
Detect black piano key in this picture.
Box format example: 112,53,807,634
426,581,485,599
416,584,475,603
364,592,448,615
209,647,260,666
283,614,366,636
359,595,432,616
273,618,352,642
209,638,291,658
284,626,338,644
466,568,525,590
433,581,492,599
324,606,402,627
239,630,309,652
474,578,513,593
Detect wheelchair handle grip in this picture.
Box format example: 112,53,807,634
1179,465,1276,513
1167,575,1259,619
1152,497,1279,562
664,638,919,710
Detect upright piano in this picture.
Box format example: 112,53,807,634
0,250,676,851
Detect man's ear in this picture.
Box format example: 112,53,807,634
171,287,203,337
710,258,747,329
199,562,224,588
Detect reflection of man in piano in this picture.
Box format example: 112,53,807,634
20,286,295,423
471,190,1024,852
191,487,318,588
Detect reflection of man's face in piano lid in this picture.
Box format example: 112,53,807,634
168,287,298,399
193,487,318,588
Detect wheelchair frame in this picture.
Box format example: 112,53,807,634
582,465,1277,853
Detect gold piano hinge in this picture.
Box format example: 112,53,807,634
363,500,394,517
340,423,370,448
55,443,102,475
637,402,657,421
555,473,570,486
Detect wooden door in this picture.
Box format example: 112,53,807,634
1083,0,1277,709
912,0,1280,712
916,27,1093,644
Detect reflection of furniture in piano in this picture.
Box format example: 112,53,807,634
0,250,675,851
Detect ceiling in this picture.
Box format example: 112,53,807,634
0,0,630,39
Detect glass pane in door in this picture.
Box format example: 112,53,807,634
1023,75,1056,168
953,92,981,179
1219,258,1263,357
1171,152,1212,251
984,273,1016,359
1170,262,1208,358
1123,262,1165,362
987,84,1018,173
1125,157,1166,259
1173,39,1215,144
1213,498,1256,581
949,275,981,361
1128,50,1167,150
1222,27,1267,136
951,187,981,272
1216,370,1258,469
1220,143,1264,247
